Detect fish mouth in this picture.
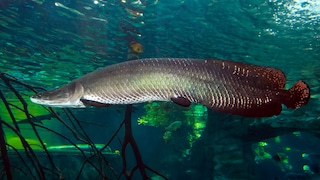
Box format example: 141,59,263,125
30,93,47,103
30,93,45,104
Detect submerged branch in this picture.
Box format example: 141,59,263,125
120,104,168,180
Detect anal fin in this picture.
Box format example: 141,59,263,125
224,102,282,117
80,99,110,108
171,97,191,107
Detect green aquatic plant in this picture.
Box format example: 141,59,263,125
137,102,208,144
137,102,172,127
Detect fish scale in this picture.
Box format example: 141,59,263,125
30,58,310,117
79,59,277,111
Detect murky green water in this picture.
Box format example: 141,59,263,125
0,0,319,179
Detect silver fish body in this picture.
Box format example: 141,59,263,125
30,58,310,117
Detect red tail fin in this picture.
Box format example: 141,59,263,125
283,80,310,109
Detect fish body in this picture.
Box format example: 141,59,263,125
129,42,143,53
163,131,172,142
165,121,182,131
30,58,310,117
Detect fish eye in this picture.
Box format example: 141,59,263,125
33,93,42,98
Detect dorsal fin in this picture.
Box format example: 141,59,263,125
208,59,287,89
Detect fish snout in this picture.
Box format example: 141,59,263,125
30,92,46,104
31,93,42,99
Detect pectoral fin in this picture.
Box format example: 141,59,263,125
80,99,110,108
170,97,191,107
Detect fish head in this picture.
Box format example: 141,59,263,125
30,81,85,108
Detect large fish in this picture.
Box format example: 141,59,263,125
30,58,310,117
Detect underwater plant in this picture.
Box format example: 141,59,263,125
137,101,207,149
